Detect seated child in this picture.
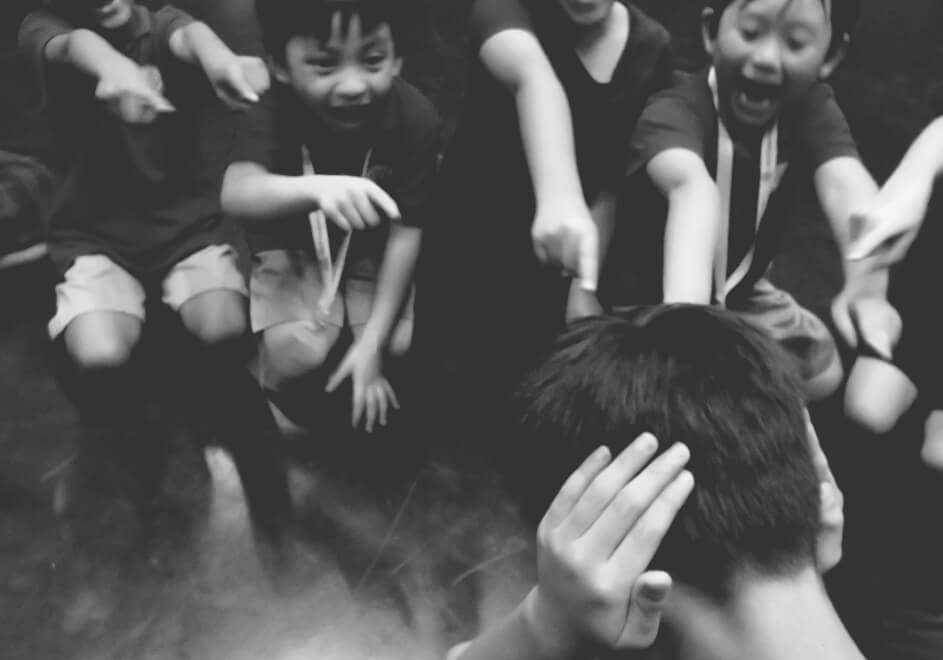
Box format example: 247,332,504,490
451,305,855,660
19,0,288,542
417,0,674,418
222,0,441,434
623,0,894,402
846,115,943,466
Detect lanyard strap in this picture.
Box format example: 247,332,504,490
302,146,373,319
708,68,780,304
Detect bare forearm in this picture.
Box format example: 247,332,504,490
515,75,584,206
169,21,232,70
222,164,315,223
46,29,132,78
663,180,720,304
356,225,421,350
888,116,943,188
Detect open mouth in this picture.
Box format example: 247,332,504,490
327,105,374,128
733,77,781,117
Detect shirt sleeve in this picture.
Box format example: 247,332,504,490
18,10,74,108
468,0,534,51
225,90,280,170
151,5,196,57
626,74,710,177
795,82,860,168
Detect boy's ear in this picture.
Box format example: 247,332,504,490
392,56,403,77
701,8,719,58
818,33,849,79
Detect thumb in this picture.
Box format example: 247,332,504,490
231,73,260,103
326,358,351,392
578,225,599,292
619,571,672,649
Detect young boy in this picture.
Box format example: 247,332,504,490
844,115,943,466
19,0,289,545
222,0,442,434
416,0,674,423
622,0,894,402
451,306,856,660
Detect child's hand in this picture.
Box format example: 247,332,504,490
847,179,933,266
850,296,903,360
206,55,270,110
309,176,401,232
326,341,400,433
532,195,599,292
96,62,175,123
526,437,693,655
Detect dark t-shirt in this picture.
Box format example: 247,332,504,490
19,6,238,276
620,69,860,302
418,0,673,393
229,77,441,275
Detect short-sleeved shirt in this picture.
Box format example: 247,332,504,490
229,77,441,276
623,69,860,302
417,0,672,400
19,6,238,276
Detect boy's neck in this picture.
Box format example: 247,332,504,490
573,2,629,83
664,566,865,660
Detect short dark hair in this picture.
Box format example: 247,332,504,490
256,0,408,64
705,0,861,56
513,305,821,598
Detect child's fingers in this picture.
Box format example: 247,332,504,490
611,470,694,569
352,190,381,227
578,227,599,293
365,183,400,221
847,224,893,262
376,386,389,428
325,361,350,393
557,434,661,541
618,571,672,649
541,445,611,530
364,388,377,433
831,299,857,349
383,380,401,411
580,443,690,554
352,382,366,429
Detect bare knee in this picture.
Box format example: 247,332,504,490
259,322,340,389
843,358,916,434
803,354,844,403
64,312,141,372
180,290,248,346
388,319,413,360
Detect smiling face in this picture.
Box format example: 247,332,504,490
703,0,839,131
277,11,401,136
73,0,134,30
554,0,616,27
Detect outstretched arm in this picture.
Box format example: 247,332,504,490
222,162,399,232
480,29,598,290
326,224,421,432
40,28,174,121
848,116,943,263
168,21,268,109
815,157,892,350
647,149,721,305
450,436,694,660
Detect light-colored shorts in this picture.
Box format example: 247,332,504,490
48,244,247,339
249,249,414,334
729,278,838,382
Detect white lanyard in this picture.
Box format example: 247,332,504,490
708,68,781,304
302,145,373,320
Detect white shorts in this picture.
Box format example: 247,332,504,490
48,244,247,339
